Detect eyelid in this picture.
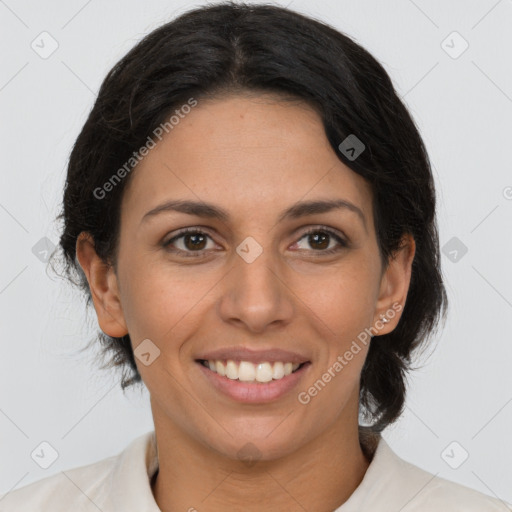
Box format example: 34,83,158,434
295,224,348,241
163,226,219,248
293,225,349,252
163,224,350,256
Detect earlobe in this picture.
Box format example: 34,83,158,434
373,233,416,334
75,232,128,338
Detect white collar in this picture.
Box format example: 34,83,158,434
105,430,506,511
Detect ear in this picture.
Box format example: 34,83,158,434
75,232,128,338
372,233,416,335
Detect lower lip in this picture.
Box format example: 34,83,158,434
196,361,311,403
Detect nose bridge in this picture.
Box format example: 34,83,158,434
218,237,294,331
237,243,279,292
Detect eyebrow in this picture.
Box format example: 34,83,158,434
140,198,367,232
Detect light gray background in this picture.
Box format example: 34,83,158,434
1,0,511,504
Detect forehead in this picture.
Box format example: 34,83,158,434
121,94,373,226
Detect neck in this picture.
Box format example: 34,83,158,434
150,414,375,512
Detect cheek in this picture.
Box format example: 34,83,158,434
301,260,379,334
117,254,218,349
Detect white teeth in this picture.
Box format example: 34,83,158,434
226,360,238,380
256,362,273,383
272,361,284,380
202,359,302,382
215,360,226,377
238,361,256,381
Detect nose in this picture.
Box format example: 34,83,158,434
217,244,295,334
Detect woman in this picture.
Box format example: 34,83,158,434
1,2,508,510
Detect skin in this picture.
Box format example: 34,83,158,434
76,94,415,511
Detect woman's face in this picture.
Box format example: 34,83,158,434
80,94,414,461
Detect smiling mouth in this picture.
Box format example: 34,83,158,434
196,359,309,383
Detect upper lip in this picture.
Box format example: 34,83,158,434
196,346,310,364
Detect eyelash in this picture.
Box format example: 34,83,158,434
163,226,348,258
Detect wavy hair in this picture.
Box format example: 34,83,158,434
52,2,448,434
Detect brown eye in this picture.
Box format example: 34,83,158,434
307,231,330,250
293,227,348,254
182,232,208,251
164,229,215,256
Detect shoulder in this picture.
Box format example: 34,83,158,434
0,454,117,510
341,435,511,511
397,456,509,511
0,431,158,511
0,457,116,512
378,438,510,511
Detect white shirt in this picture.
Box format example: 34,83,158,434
0,430,509,511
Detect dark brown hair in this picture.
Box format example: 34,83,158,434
52,1,448,434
